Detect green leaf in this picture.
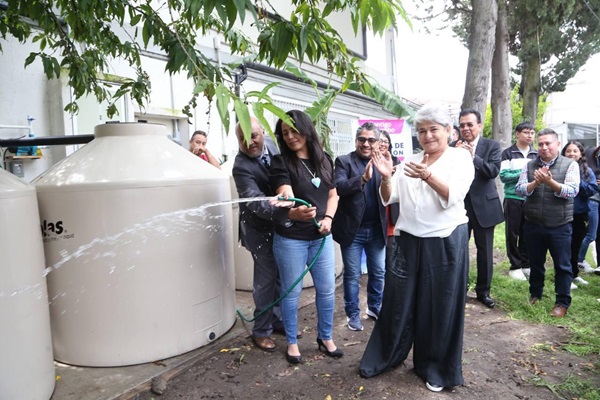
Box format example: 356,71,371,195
233,0,246,24
359,0,371,31
245,81,279,101
215,83,231,132
225,1,237,30
189,0,202,18
215,3,228,27
203,0,216,22
304,89,337,122
284,62,317,90
234,98,252,140
252,102,275,140
142,19,151,48
323,2,334,18
272,23,294,67
299,26,309,59
350,8,359,36
130,14,141,26
243,0,259,24
24,52,37,67
262,103,295,129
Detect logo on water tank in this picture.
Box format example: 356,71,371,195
41,219,75,242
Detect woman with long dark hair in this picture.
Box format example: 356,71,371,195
561,141,598,287
269,110,342,364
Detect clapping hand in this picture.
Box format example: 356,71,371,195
534,166,552,184
404,154,430,180
456,140,474,157
371,147,394,179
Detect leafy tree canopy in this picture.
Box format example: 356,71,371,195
0,0,413,141
414,0,600,96
508,0,600,93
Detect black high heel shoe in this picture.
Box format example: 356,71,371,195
317,338,344,358
285,351,302,364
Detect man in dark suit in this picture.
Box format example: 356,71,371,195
232,117,291,351
456,109,504,308
332,122,387,331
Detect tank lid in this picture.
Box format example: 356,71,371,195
33,122,228,189
0,168,35,198
94,122,166,137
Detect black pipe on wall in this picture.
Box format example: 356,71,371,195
0,135,95,148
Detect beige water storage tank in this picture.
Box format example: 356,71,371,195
33,122,236,367
0,169,55,399
222,159,343,291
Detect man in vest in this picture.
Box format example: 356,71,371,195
499,122,538,281
515,128,580,318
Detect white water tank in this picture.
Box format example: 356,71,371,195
222,159,344,291
33,122,236,367
0,169,55,399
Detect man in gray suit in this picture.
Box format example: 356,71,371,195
456,109,504,308
232,118,291,351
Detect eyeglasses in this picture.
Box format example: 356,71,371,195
520,130,535,136
459,122,476,129
357,137,378,144
379,140,389,145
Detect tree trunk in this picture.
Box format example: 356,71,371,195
521,56,541,124
461,0,498,119
491,0,511,148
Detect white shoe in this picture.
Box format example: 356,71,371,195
426,382,443,392
522,268,531,278
365,308,379,320
594,267,600,276
570,282,578,290
578,261,595,273
509,269,527,281
573,276,589,285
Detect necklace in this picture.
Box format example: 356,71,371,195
300,159,321,188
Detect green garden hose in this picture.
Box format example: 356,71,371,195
236,196,327,323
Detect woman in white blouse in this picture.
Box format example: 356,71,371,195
359,104,475,393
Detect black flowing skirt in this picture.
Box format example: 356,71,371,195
359,224,469,388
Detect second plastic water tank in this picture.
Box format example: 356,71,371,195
0,168,55,399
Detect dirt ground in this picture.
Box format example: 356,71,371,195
135,276,599,400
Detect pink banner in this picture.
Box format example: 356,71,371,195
358,119,411,161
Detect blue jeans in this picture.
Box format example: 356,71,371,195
578,200,599,262
341,225,386,319
524,221,573,308
273,234,336,345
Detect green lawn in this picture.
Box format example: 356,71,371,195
470,223,600,399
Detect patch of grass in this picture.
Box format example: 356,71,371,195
527,373,600,400
476,223,600,399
